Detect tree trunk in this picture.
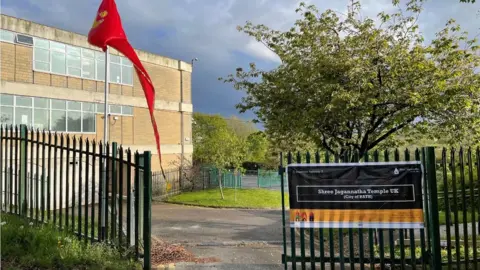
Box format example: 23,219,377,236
218,170,225,200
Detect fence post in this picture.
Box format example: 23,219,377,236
111,142,118,242
142,151,152,270
19,125,28,216
424,146,442,269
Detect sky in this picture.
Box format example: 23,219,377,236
1,0,479,124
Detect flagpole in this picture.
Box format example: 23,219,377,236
101,46,110,239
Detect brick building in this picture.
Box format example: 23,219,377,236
0,15,193,171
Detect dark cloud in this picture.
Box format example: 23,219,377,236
1,0,478,123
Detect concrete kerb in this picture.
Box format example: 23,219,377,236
152,263,175,270
158,201,288,211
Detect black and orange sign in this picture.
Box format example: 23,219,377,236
287,162,424,229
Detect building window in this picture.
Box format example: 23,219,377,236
0,94,96,133
0,29,15,43
32,37,134,85
95,104,134,116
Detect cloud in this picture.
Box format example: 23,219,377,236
1,0,479,121
244,40,281,63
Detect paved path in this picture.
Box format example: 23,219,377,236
151,203,286,269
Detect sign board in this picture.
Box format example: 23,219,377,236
287,162,424,229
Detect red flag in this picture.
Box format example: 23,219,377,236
88,0,164,175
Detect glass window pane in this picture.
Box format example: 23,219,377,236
16,96,32,107
109,105,121,114
15,107,32,125
122,106,133,115
68,67,81,77
0,30,15,42
51,99,66,110
34,38,49,49
33,108,49,130
82,102,95,112
0,94,14,106
122,65,133,85
96,104,105,113
67,46,81,56
110,63,121,83
121,57,132,66
34,48,49,63
34,97,49,108
95,51,105,61
82,112,95,132
51,110,66,132
110,55,121,64
67,101,81,111
67,111,81,132
50,41,66,52
82,49,95,59
96,59,106,81
51,51,66,74
34,61,50,72
67,54,81,68
0,106,14,125
82,58,95,79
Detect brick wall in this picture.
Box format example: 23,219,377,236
183,113,192,143
0,41,192,167
133,107,181,145
182,71,191,103
0,42,188,102
1,42,15,81
134,62,181,102
15,45,33,83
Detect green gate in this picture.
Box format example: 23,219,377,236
280,147,480,269
258,169,286,188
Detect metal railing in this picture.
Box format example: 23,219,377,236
0,125,152,269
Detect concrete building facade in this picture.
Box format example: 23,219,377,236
0,15,193,171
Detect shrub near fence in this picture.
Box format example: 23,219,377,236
151,167,242,200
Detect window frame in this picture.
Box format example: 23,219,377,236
0,29,16,44
95,104,134,117
0,94,96,134
32,36,134,86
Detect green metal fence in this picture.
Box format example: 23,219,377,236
280,147,480,270
207,167,242,188
257,169,283,188
1,125,153,269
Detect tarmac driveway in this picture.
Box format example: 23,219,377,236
151,203,286,269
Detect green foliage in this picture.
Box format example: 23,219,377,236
387,245,480,262
193,112,247,171
193,113,276,168
0,214,140,270
222,0,480,156
224,116,258,138
167,188,288,209
245,131,269,163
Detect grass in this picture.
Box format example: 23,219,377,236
386,246,480,263
1,214,141,270
166,188,289,209
438,211,474,226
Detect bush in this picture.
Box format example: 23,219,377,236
1,214,141,270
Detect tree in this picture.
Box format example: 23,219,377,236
222,0,480,158
245,131,269,163
192,113,247,198
225,116,258,138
